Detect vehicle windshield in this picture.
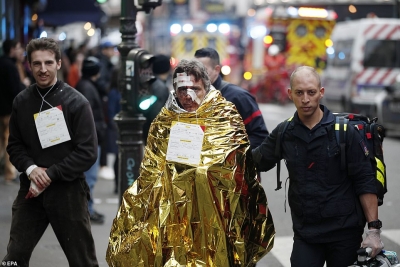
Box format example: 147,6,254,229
364,40,400,68
327,39,353,67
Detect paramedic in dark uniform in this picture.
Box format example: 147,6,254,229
194,47,269,149
251,66,384,267
3,37,99,266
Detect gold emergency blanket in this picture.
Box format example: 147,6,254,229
106,88,275,267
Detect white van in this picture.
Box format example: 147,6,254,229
322,18,400,135
321,18,400,115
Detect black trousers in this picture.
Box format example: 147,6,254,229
291,235,362,267
3,177,98,267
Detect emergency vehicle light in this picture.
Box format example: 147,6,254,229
249,25,267,39
182,24,193,33
325,39,333,47
326,47,334,57
170,24,182,35
244,72,252,81
207,23,218,33
264,35,273,45
287,6,298,17
298,7,328,19
221,65,231,76
218,23,230,34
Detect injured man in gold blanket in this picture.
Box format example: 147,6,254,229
106,59,275,267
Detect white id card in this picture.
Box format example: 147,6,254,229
166,121,205,166
34,105,71,149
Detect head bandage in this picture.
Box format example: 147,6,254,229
186,89,201,104
174,72,193,88
174,72,201,104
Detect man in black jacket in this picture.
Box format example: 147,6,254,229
0,39,26,184
3,37,98,267
252,66,383,267
76,56,107,224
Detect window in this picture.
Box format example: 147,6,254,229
208,37,216,50
295,24,307,37
363,40,400,68
315,26,326,38
327,39,353,67
184,38,193,52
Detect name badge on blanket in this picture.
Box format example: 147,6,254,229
166,121,205,166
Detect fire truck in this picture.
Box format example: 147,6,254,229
244,6,336,103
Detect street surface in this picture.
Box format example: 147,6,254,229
0,103,399,267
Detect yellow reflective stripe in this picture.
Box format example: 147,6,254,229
375,157,385,187
287,116,293,121
335,122,348,131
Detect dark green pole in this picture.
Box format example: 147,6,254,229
115,0,146,203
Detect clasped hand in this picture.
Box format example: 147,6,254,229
25,167,51,199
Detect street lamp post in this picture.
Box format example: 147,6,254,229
115,0,143,203
115,0,161,203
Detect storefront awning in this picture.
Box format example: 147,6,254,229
38,0,107,26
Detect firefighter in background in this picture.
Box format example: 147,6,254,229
263,44,288,104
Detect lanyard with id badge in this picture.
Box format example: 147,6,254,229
34,85,71,149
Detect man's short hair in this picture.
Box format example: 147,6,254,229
290,66,321,89
2,39,19,56
194,47,220,66
173,59,211,92
26,37,61,64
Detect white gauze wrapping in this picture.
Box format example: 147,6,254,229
186,89,201,104
174,72,193,87
174,72,201,104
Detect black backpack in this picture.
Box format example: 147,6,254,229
274,113,387,206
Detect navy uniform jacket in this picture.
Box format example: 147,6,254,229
213,75,269,149
252,105,377,242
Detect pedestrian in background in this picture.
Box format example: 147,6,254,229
96,41,116,180
67,42,88,88
3,37,99,266
0,39,26,185
107,68,121,195
252,66,383,267
194,47,269,149
16,46,33,87
75,56,107,224
142,54,171,142
106,59,274,266
96,41,115,98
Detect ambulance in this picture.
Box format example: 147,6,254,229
322,18,400,119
